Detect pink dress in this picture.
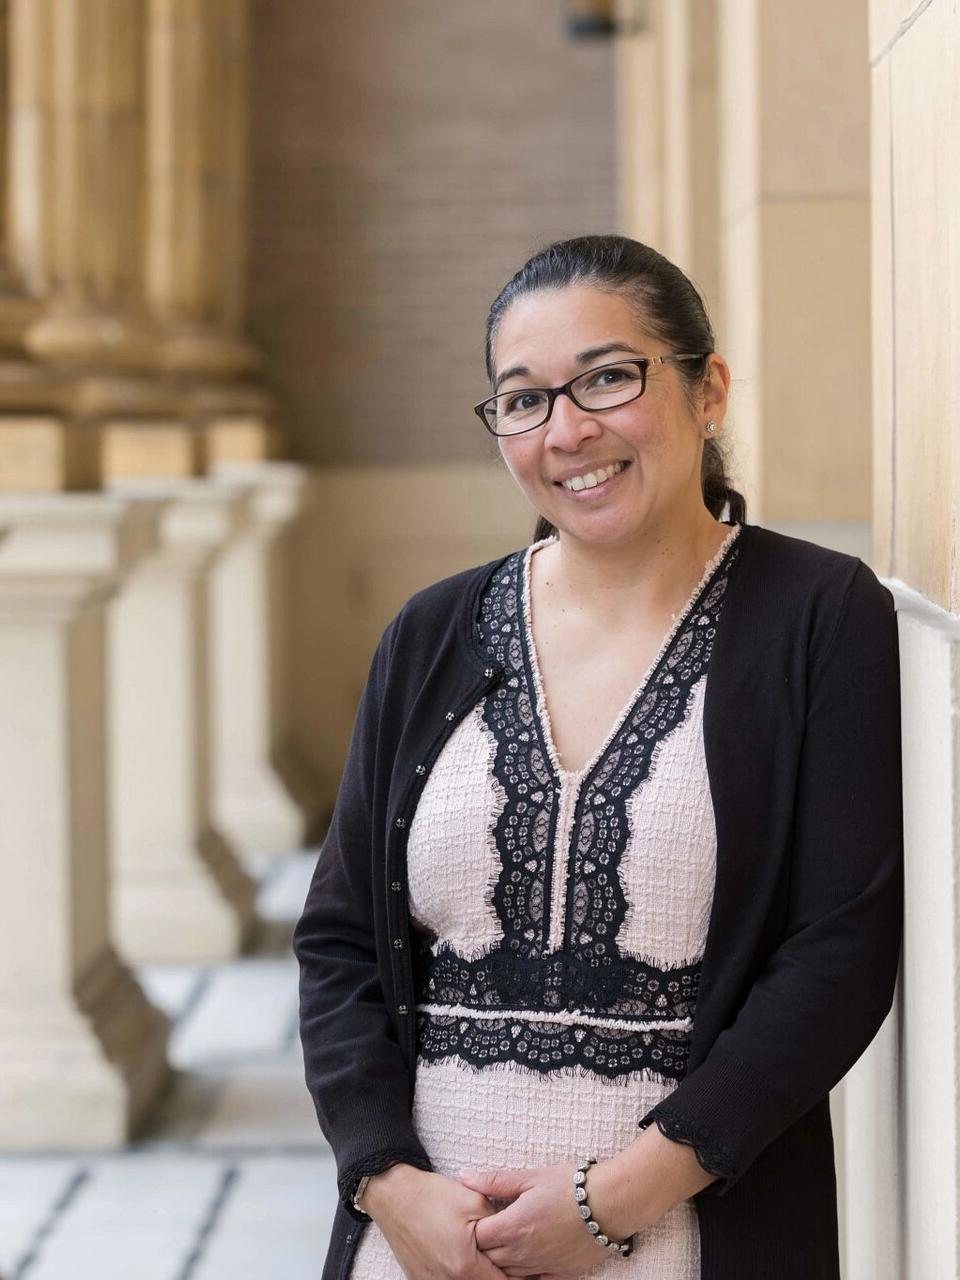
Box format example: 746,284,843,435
349,523,744,1278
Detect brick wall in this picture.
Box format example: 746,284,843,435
248,1,616,463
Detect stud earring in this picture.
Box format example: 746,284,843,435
705,421,717,434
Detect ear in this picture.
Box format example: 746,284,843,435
701,354,730,425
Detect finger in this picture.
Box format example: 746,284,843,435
471,1233,514,1274
460,1166,530,1199
469,1220,511,1279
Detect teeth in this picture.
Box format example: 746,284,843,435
562,461,625,492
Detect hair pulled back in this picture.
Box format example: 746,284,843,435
484,234,747,540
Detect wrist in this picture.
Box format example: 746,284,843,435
586,1155,650,1240
362,1161,429,1217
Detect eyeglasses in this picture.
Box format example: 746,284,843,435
474,354,711,437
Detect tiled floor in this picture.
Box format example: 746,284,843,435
0,851,341,1280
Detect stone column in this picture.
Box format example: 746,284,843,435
0,0,41,344
0,494,169,1148
208,461,310,863
840,987,901,1280
142,0,279,463
107,477,257,962
714,0,871,553
4,0,275,486
145,0,257,379
860,2,960,1274
10,0,155,369
614,0,663,242
655,0,719,315
616,0,719,312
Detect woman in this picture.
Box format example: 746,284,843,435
293,235,904,1280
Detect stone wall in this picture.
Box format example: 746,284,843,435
248,0,617,464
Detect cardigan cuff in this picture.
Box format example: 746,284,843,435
638,1107,738,1190
338,1148,434,1222
637,1044,793,1196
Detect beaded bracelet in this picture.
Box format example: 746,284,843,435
573,1157,635,1258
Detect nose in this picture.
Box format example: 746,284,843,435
541,388,603,449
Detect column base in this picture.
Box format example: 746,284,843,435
155,327,261,379
0,949,170,1150
113,826,258,964
216,772,305,861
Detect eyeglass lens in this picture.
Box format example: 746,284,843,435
483,361,647,434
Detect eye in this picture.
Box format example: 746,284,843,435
585,363,642,389
503,390,547,415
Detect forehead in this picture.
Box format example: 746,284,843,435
494,284,655,373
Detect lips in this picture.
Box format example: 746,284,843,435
554,459,632,494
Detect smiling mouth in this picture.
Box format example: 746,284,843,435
553,460,631,492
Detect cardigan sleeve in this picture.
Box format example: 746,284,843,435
638,558,904,1193
292,611,433,1222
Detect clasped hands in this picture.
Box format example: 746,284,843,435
368,1124,715,1280
452,1157,638,1280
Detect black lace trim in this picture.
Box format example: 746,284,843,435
415,942,700,1020
414,943,699,1081
478,563,554,959
338,1148,433,1222
638,1108,737,1188
475,535,741,965
417,1010,693,1080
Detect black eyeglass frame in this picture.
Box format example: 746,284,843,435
473,353,712,437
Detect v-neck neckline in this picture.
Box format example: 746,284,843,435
520,521,743,784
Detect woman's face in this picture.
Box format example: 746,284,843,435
491,283,726,546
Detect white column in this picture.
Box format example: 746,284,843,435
208,461,309,862
841,991,901,1280
107,478,257,962
0,495,169,1148
880,591,959,1278
716,0,871,545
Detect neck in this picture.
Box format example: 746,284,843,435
543,506,731,628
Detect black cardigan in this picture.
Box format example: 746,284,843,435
293,520,904,1280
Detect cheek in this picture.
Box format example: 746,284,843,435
499,439,541,486
624,405,686,460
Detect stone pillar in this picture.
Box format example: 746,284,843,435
0,494,169,1148
145,0,258,380
614,0,663,242
715,0,871,554
208,461,309,862
4,0,274,487
869,0,959,601
10,0,155,368
0,0,41,345
142,0,280,462
616,0,719,308
840,984,901,1280
859,2,960,1274
655,0,719,316
107,477,257,962
874,597,958,1280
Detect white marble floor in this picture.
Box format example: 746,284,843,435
0,851,341,1280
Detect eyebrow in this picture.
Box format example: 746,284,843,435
494,342,644,391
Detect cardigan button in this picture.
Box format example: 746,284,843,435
445,710,455,721
395,816,407,828
415,763,426,775
484,666,495,677
393,937,404,949
391,880,402,891
345,1233,353,1244
398,1004,409,1015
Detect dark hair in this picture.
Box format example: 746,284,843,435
484,234,747,540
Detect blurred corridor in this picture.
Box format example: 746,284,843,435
0,852,338,1279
